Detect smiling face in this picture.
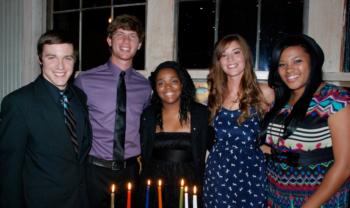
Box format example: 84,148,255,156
40,43,75,90
107,28,142,68
219,41,245,79
278,45,311,98
155,68,183,107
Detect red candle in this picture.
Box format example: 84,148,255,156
158,180,163,208
127,182,132,208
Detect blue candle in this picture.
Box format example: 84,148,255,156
145,180,151,208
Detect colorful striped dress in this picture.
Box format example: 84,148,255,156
265,83,350,208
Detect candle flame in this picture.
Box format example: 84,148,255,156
158,179,162,186
127,182,132,190
193,186,197,195
147,179,151,186
180,179,185,187
184,186,188,193
111,184,115,193
108,17,112,23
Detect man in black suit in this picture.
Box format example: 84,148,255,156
0,30,91,208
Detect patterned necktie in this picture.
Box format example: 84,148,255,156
113,71,126,161
60,92,79,155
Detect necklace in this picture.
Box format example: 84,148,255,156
232,96,239,103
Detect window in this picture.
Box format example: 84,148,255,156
177,0,304,70
49,0,146,71
344,0,350,72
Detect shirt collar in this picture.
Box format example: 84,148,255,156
40,75,72,103
107,59,133,78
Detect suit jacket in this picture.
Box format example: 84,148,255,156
0,76,92,208
140,102,214,183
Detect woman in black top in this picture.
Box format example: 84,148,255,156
140,61,213,208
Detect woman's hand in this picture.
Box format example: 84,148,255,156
260,144,271,154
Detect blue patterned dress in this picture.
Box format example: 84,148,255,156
203,108,266,207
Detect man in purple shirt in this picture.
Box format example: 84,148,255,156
75,15,151,208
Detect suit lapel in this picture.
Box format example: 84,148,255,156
33,78,77,161
70,87,91,163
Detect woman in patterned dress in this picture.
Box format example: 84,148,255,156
203,34,273,207
261,34,350,207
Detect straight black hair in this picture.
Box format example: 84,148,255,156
261,34,324,140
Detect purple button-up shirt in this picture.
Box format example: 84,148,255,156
74,60,151,160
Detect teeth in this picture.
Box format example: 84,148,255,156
54,72,65,77
165,92,174,96
120,47,130,52
287,75,298,80
228,63,238,69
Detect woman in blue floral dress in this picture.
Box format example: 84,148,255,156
203,34,274,207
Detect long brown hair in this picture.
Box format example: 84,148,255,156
207,34,264,124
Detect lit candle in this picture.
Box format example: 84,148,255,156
179,179,184,208
127,182,132,208
184,186,189,208
145,179,151,208
110,184,115,208
193,186,198,208
158,180,163,208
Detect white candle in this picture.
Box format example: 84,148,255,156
184,186,189,208
192,186,197,208
110,184,115,208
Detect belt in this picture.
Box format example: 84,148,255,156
269,147,334,167
88,155,138,171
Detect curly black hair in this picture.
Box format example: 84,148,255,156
149,61,196,129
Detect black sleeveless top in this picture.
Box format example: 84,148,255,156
142,132,199,208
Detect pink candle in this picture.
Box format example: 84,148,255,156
127,182,132,208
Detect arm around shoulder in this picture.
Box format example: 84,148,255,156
193,102,215,151
259,82,274,112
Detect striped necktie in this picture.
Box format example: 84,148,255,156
60,92,79,155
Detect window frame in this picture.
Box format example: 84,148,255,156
47,0,350,85
47,0,147,71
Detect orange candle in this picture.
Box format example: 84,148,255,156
110,184,115,208
158,180,163,208
127,182,132,208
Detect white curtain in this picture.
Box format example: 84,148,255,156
0,0,45,102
